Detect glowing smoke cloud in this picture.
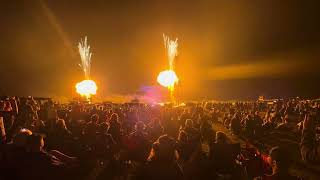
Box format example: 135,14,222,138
76,36,97,99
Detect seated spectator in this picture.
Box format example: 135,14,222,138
262,116,277,132
0,100,4,111
21,134,65,180
49,118,72,152
3,99,13,112
3,128,32,163
209,131,242,178
257,146,298,180
55,118,72,137
137,135,183,180
300,113,320,163
215,131,228,144
275,114,291,131
0,128,32,179
223,113,232,127
13,128,33,147
125,121,150,162
31,119,46,135
99,122,109,134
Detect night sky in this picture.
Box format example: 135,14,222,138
0,0,319,101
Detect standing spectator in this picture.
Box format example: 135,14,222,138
1,98,15,137
27,97,40,121
230,113,241,135
46,101,58,130
107,113,121,144
147,118,164,141
183,119,201,146
176,130,190,162
200,116,214,142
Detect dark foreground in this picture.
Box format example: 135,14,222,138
1,97,320,179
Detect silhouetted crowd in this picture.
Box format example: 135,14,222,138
1,96,319,180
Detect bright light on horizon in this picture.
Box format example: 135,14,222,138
158,34,179,103
76,36,98,99
75,79,97,99
157,70,179,90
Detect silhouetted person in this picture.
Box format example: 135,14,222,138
300,113,320,163
256,146,298,180
137,135,183,180
107,113,121,144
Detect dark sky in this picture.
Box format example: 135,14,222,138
0,0,319,101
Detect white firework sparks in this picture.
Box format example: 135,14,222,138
163,34,178,70
78,36,92,79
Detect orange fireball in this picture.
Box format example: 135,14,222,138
75,79,97,99
157,70,178,91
